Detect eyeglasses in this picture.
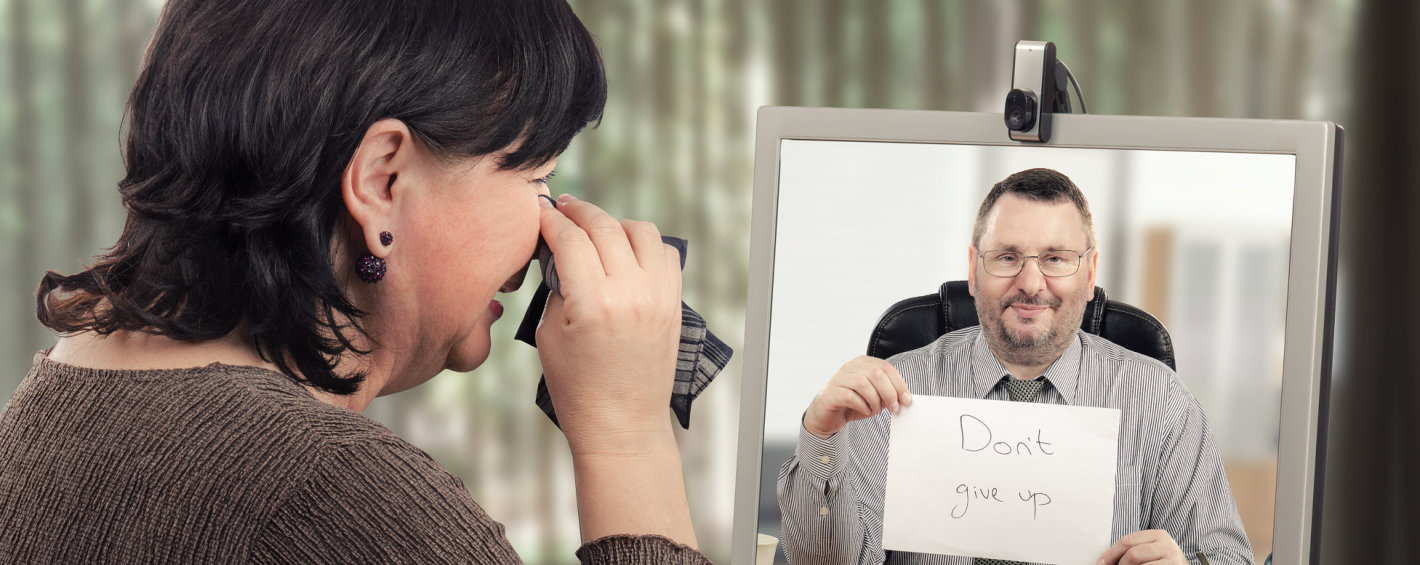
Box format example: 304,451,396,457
977,247,1094,277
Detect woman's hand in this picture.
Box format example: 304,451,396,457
534,193,683,453
533,194,696,547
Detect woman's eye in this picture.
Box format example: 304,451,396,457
535,170,558,185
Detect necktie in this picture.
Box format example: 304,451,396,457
1003,377,1044,403
973,376,1045,565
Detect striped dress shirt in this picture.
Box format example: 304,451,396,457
776,327,1254,565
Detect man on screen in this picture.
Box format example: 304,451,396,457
776,168,1253,565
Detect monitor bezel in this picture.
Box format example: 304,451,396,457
733,106,1341,564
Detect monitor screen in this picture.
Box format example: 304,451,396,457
733,108,1340,564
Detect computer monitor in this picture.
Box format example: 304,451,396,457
733,107,1341,564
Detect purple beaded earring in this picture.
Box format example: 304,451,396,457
356,231,394,283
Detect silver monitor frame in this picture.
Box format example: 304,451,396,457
732,106,1341,564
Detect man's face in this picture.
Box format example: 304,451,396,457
968,194,1098,368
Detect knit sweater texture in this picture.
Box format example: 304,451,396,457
0,353,709,564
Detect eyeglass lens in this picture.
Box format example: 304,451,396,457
982,251,1082,277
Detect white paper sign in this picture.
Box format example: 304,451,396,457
881,395,1121,564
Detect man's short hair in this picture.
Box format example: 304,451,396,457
971,168,1097,250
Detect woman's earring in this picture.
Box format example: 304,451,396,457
357,231,394,283
356,254,386,283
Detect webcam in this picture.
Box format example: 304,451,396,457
1005,40,1081,143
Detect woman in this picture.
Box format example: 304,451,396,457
0,0,707,563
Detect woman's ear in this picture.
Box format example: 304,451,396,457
342,119,413,257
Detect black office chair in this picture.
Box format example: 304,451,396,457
866,281,1176,369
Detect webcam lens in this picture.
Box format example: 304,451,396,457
1006,108,1026,129
1004,89,1037,132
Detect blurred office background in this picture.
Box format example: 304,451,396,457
2,1,1414,563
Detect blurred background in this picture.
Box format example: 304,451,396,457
1,1,1415,563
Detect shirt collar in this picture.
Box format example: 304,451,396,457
970,329,1083,405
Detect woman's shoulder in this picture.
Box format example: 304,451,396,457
1,355,500,562
8,354,411,471
174,366,524,562
198,362,405,445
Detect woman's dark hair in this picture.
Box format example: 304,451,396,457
36,0,607,394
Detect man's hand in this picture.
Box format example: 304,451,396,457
803,356,913,439
1097,530,1188,565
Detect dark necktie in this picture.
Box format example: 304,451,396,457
973,376,1045,565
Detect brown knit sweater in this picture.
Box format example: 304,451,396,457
0,353,710,564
